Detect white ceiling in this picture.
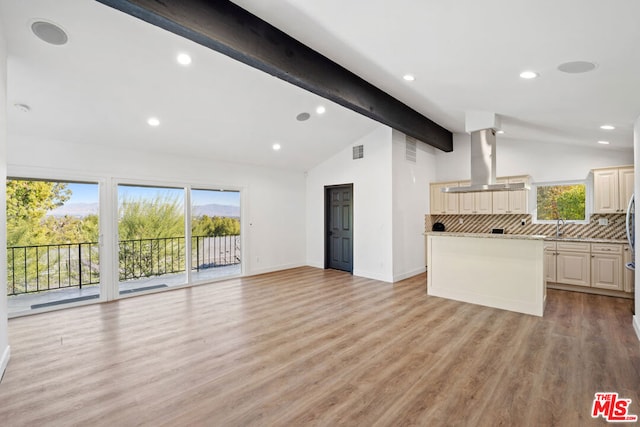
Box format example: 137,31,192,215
1,0,638,173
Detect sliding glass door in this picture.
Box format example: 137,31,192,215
191,189,241,282
6,179,243,314
6,179,100,314
117,185,186,294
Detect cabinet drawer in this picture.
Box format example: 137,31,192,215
591,243,622,254
556,242,590,252
544,242,557,251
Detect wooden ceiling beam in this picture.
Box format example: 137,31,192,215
96,0,453,151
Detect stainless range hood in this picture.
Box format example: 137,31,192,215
442,127,529,193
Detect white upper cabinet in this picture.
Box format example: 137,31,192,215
430,175,529,215
430,182,459,215
593,166,634,214
619,167,634,210
492,176,529,214
458,181,492,215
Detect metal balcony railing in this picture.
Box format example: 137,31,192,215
7,242,100,296
7,235,241,296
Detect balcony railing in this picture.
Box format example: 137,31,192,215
7,235,241,296
7,242,100,296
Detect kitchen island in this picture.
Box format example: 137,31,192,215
427,232,546,316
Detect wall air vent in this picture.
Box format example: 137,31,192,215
406,137,417,162
353,145,364,160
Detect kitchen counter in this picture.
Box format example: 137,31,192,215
426,231,546,241
427,232,545,316
544,236,628,244
425,232,626,244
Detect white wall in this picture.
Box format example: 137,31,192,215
306,126,394,282
0,30,10,381
7,135,307,278
392,130,437,281
436,133,633,182
634,116,640,341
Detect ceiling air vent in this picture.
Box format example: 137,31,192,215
353,145,364,160
406,137,417,162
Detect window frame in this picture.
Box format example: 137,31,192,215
531,179,591,225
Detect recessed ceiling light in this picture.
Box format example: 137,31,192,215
496,130,505,134
557,61,597,74
403,74,416,81
597,140,610,145
31,20,68,45
316,106,326,115
296,112,310,122
272,143,281,151
519,71,539,79
14,103,31,113
600,125,615,130
176,53,192,66
147,117,160,127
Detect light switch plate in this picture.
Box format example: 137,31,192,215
598,218,609,226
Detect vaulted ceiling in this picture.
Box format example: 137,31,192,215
1,0,638,173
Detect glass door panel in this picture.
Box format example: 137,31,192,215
117,185,186,294
191,189,241,281
6,180,100,314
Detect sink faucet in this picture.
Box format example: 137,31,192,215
555,217,566,238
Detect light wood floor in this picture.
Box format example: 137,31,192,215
0,267,638,426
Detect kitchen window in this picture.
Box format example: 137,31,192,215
533,181,589,223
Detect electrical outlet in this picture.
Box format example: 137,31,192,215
459,218,463,225
521,218,526,226
598,218,609,226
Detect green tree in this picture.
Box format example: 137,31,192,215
537,184,585,220
118,194,185,279
42,214,99,244
118,194,184,240
192,215,240,236
6,180,71,246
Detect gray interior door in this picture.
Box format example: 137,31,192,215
326,184,353,273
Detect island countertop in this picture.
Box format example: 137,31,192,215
425,231,546,241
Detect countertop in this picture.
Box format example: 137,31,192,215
425,232,627,244
544,236,628,244
425,232,546,241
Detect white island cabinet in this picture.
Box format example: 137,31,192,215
427,233,546,316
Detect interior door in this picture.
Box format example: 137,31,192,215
325,184,353,273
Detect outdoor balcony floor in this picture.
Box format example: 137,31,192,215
7,264,241,315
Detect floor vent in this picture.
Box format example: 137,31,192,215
406,137,417,162
31,294,99,309
353,145,364,160
120,284,168,295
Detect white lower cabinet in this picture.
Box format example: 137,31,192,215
556,252,591,287
546,241,631,294
544,242,556,283
591,244,623,291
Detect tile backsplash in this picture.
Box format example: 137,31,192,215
425,213,627,240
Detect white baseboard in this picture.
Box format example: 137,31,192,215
246,263,306,277
634,315,640,342
353,269,393,283
393,267,426,283
306,261,324,269
0,345,10,382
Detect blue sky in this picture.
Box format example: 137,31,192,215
66,183,240,207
